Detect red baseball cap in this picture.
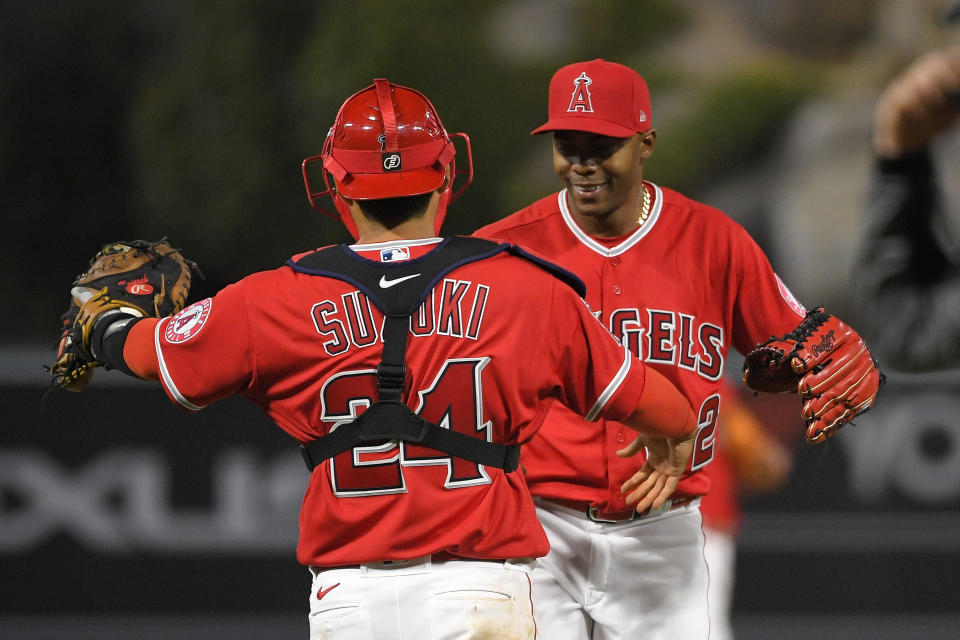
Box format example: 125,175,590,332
532,59,652,137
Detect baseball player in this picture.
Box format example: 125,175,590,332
474,59,882,639
53,79,702,639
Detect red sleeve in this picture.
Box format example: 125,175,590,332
549,280,646,421
123,317,160,380
153,281,256,410
619,367,697,438
730,225,807,354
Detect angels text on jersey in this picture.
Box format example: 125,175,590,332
606,306,724,382
311,278,490,356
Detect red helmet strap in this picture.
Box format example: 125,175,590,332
374,78,399,151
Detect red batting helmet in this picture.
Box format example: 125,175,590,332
302,78,473,239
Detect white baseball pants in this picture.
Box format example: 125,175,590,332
531,497,710,640
703,526,736,640
308,556,536,639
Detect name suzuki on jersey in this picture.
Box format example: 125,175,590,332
311,278,490,356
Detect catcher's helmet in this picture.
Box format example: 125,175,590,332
302,78,473,239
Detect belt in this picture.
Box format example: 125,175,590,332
545,495,698,523
312,551,503,573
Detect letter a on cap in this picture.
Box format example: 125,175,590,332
567,72,593,113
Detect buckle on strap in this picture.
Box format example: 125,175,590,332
377,363,406,387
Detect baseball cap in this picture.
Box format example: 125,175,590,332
531,59,652,137
322,79,455,200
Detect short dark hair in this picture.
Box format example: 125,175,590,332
355,192,433,228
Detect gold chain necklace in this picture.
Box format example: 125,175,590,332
637,182,651,227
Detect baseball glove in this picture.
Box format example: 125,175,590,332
48,239,200,391
742,307,884,444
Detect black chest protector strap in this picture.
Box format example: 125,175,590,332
289,236,546,473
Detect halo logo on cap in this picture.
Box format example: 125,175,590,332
382,153,401,171
532,59,652,137
567,72,594,113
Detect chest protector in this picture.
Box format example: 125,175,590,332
288,236,585,473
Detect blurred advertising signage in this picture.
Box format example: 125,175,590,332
4,372,960,555
3,384,306,554
0,446,305,553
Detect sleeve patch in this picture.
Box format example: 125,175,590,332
164,298,213,344
775,275,806,317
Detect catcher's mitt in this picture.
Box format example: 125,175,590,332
48,239,200,391
742,307,884,444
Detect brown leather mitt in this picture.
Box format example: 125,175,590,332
48,239,200,391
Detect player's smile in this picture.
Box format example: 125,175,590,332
553,131,652,235
571,180,609,195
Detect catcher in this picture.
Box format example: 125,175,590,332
48,239,200,392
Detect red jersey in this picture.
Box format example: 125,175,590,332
474,184,806,512
698,382,747,534
152,238,646,566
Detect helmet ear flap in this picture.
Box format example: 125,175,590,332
433,182,450,235
331,191,361,240
432,133,473,235
301,154,362,240
447,132,473,205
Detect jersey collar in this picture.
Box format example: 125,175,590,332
557,183,663,257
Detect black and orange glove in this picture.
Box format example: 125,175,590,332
743,308,884,444
48,239,200,391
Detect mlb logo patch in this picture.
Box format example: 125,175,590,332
381,246,411,262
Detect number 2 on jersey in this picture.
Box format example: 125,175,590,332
691,393,720,471
319,357,493,496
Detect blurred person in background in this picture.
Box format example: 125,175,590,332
700,381,793,640
852,45,960,370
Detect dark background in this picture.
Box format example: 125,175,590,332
3,1,960,638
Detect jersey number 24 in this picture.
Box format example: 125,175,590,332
319,357,494,496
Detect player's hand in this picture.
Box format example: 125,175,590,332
617,431,694,513
873,47,960,156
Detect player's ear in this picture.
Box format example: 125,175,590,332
439,165,452,192
638,129,656,160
